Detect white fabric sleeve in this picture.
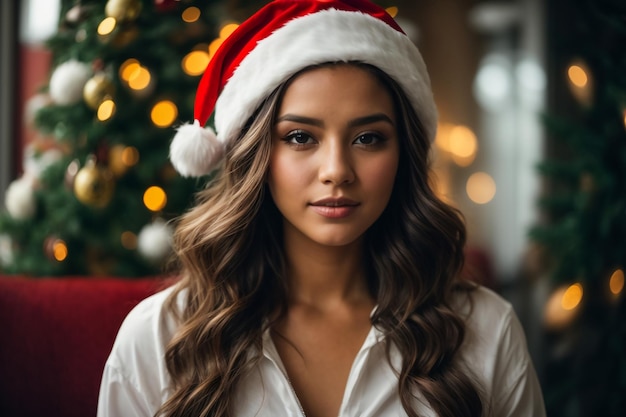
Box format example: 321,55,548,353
492,307,546,417
97,362,154,417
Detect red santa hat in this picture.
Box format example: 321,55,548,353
170,0,437,177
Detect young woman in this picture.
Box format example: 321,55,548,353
97,1,545,416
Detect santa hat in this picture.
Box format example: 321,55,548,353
170,0,437,177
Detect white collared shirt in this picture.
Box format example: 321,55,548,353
97,285,546,417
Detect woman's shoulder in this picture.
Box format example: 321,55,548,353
105,285,184,378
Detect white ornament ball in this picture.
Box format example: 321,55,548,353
0,234,14,267
137,219,173,262
5,176,37,220
24,93,52,125
24,147,64,179
49,60,92,106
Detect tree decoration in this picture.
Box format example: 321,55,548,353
4,177,37,221
83,73,115,110
49,60,92,106
0,0,258,276
73,157,115,208
137,219,173,262
105,0,143,23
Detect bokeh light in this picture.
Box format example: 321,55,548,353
182,6,201,23
150,100,178,128
119,59,140,81
562,283,583,310
121,231,138,249
97,17,116,36
609,269,624,296
128,65,151,90
466,172,496,204
53,240,68,262
385,6,399,18
122,146,140,167
97,99,116,121
568,64,588,88
143,186,167,212
219,23,239,39
182,50,210,76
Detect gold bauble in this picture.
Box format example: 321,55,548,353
73,159,115,208
83,74,114,110
105,0,142,23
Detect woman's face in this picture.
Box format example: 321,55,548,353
268,65,399,249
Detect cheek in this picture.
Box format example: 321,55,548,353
268,152,309,199
360,154,399,197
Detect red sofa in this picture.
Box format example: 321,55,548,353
0,276,165,417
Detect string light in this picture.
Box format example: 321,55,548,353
98,17,117,36
466,172,496,204
119,59,140,82
562,283,583,310
219,23,239,39
544,283,582,329
385,6,399,18
609,269,624,296
182,50,210,76
182,6,201,23
128,65,151,90
53,239,68,262
435,123,453,153
449,125,478,166
567,65,588,88
150,100,178,128
143,186,167,212
97,99,116,121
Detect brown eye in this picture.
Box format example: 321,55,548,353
285,130,314,145
354,133,383,145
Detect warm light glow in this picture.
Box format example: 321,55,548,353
544,284,580,329
128,66,151,90
97,99,116,121
150,100,178,128
143,186,167,212
119,59,140,81
219,23,239,39
53,240,68,261
568,65,588,88
121,146,139,167
208,38,223,59
121,231,137,249
466,172,496,204
97,17,117,35
435,123,453,153
182,6,201,23
610,269,624,295
182,50,210,76
623,109,626,129
562,283,583,310
385,6,399,18
449,125,478,158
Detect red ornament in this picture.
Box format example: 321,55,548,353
154,0,179,13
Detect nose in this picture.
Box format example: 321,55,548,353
318,139,355,185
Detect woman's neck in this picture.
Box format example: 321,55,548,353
282,233,372,311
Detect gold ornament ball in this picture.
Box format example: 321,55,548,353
83,74,115,109
105,0,142,23
73,161,115,208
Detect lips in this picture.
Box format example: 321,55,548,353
309,197,360,218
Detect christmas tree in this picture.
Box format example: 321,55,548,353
531,0,626,415
0,0,262,277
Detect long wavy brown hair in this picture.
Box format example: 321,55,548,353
158,62,483,417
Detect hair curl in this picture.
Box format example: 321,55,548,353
158,62,482,417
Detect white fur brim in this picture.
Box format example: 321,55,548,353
214,8,437,149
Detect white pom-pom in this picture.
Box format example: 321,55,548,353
137,219,174,262
169,120,224,177
5,176,37,220
0,234,14,267
49,60,92,105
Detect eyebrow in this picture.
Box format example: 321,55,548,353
275,113,395,128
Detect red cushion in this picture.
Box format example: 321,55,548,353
0,276,164,417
